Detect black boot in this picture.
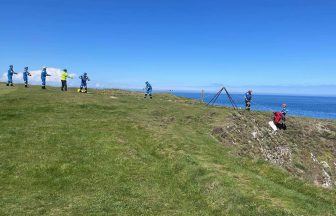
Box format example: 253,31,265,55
6,83,9,86
144,94,147,98
10,83,14,87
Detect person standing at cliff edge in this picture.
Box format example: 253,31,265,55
245,90,253,111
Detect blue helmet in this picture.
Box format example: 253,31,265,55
24,67,28,70
9,65,13,68
84,72,87,76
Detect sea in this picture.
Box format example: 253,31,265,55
171,92,336,120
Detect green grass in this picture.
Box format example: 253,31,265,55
0,84,335,215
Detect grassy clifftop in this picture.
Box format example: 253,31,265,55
0,85,335,215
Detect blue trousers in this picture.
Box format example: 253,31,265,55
41,77,46,86
80,81,87,88
7,75,13,84
23,76,28,84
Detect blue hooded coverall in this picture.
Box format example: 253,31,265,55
144,82,152,98
23,68,30,85
245,92,252,110
245,92,252,102
41,69,48,87
281,107,288,116
79,73,90,91
7,66,15,85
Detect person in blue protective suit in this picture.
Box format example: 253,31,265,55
6,65,18,86
23,67,31,87
79,72,90,93
281,103,288,116
281,103,288,122
245,90,253,111
144,81,153,99
281,103,288,130
41,67,51,89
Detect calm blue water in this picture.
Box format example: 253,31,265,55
172,92,336,120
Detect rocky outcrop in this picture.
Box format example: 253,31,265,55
261,146,292,166
212,111,336,188
310,155,333,188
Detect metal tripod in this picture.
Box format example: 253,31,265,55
207,87,238,109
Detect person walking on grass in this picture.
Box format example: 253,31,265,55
245,90,253,111
41,67,51,89
23,67,31,87
61,69,73,91
6,65,18,86
79,72,90,93
144,81,153,99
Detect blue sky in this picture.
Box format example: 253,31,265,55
0,0,335,95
